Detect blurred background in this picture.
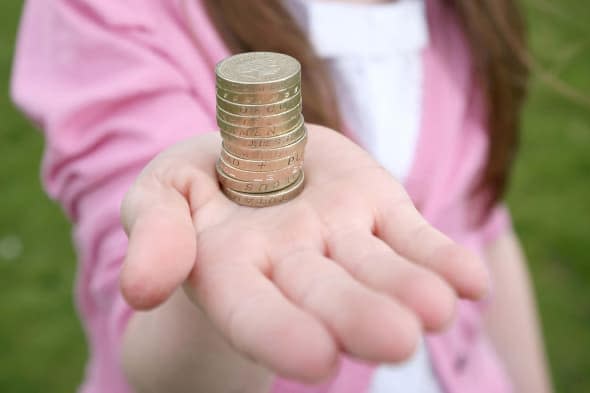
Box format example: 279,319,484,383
0,1,588,392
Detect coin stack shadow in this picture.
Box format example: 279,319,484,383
215,52,307,207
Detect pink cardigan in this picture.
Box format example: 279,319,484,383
11,0,512,392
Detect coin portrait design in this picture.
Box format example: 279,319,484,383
236,57,281,81
217,52,300,86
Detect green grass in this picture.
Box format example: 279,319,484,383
510,1,590,390
0,1,588,392
0,2,86,392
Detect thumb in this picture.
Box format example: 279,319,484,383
120,178,197,310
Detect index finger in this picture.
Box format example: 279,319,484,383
186,233,338,382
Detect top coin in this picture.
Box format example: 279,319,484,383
216,52,301,93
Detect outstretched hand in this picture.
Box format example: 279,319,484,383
120,124,489,381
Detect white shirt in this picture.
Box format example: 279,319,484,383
285,0,427,182
284,1,443,392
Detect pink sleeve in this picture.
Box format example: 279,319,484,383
11,0,215,388
479,204,512,247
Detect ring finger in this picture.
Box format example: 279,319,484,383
327,229,457,331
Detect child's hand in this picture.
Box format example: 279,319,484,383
120,124,489,381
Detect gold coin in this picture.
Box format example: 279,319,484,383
223,130,307,160
220,145,304,172
217,103,301,127
217,114,301,138
216,52,300,93
216,160,301,194
221,118,305,149
218,155,302,182
215,52,306,207
220,172,305,208
216,84,300,105
217,93,301,116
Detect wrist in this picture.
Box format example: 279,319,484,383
121,289,272,393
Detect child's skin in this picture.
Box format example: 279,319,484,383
120,1,552,391
120,125,490,392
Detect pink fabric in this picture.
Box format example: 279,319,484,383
11,1,512,393
407,1,512,392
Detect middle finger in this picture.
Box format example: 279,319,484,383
273,250,420,363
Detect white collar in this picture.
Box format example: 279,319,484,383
284,0,428,58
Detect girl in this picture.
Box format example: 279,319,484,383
11,0,553,392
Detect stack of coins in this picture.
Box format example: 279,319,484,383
215,52,307,207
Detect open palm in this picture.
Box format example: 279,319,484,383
121,124,488,381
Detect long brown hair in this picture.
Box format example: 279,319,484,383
203,0,529,216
